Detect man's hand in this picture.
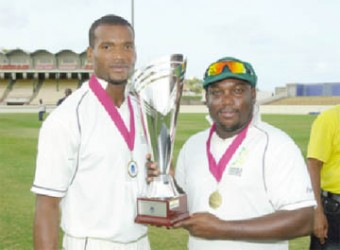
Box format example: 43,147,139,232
174,207,314,241
313,207,328,244
174,212,223,239
146,154,160,183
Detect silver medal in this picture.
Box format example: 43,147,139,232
128,160,138,178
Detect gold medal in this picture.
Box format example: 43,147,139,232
209,190,222,209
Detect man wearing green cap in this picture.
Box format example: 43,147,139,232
172,57,316,249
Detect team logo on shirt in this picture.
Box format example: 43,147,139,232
228,147,248,177
128,160,138,178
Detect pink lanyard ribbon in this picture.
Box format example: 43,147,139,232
206,122,249,182
89,75,135,151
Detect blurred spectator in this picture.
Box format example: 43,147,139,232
38,99,46,121
57,88,72,106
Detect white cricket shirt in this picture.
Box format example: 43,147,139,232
31,78,149,243
175,113,316,250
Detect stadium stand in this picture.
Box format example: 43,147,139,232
1,49,340,107
5,79,34,105
31,79,59,105
266,96,340,105
0,49,92,105
31,79,80,105
0,79,8,101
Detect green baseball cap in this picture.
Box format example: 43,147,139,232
203,57,257,88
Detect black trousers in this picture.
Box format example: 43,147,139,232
310,196,340,250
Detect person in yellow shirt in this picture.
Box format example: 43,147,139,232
307,105,340,250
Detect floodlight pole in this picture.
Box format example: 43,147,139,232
131,0,134,28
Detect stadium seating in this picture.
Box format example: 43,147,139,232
266,96,340,105
0,80,8,96
4,79,34,104
31,79,80,105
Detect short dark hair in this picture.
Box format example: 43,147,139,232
65,88,72,95
89,14,134,48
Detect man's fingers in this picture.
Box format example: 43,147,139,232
319,237,325,245
146,153,152,162
145,157,160,183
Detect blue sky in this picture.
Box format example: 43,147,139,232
0,0,339,92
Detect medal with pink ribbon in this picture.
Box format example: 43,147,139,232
89,75,138,178
206,122,250,208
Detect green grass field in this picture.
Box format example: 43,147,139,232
0,112,317,249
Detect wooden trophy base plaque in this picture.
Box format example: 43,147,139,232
135,194,189,227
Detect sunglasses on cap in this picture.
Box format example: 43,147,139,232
206,61,251,77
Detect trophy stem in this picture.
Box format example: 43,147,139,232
146,174,179,198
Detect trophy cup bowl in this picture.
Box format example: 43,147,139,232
131,54,189,227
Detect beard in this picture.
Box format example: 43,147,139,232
107,79,128,86
214,110,253,139
220,122,244,132
95,67,132,86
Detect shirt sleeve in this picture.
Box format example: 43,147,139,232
31,113,80,197
307,112,334,162
265,136,316,211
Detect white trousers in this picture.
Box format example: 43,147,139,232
62,234,150,250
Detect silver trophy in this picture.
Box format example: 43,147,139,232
131,54,189,226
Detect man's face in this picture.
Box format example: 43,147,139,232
206,78,256,137
87,24,136,85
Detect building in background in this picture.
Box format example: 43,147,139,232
0,49,92,105
276,82,340,97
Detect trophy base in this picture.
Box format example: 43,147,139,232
135,194,189,227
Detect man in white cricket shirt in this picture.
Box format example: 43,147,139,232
31,14,150,250
172,57,316,250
